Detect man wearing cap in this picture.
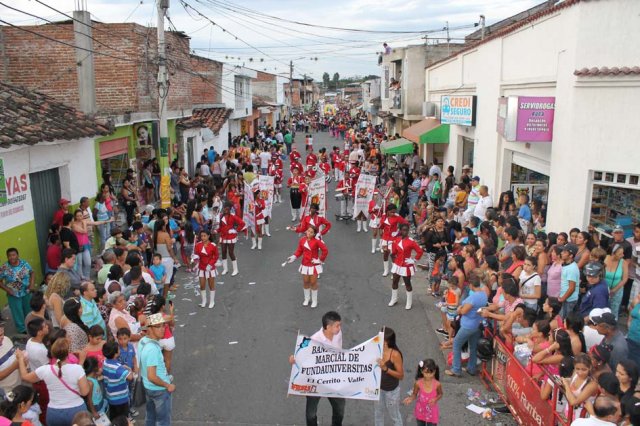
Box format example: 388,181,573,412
559,243,581,318
461,165,471,186
584,308,607,350
579,262,610,319
52,198,70,228
139,313,175,425
594,312,628,370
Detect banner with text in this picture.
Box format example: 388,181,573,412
242,182,256,234
288,333,383,401
352,174,376,219
258,175,275,218
303,175,327,218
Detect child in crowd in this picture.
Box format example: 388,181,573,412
84,356,108,420
84,325,106,367
102,341,134,420
437,276,460,350
104,228,124,252
403,359,443,426
96,288,110,327
429,250,447,297
561,353,598,419
116,328,139,419
150,253,166,293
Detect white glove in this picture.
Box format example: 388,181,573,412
190,254,200,262
215,260,223,267
391,230,399,237
229,229,238,234
315,234,322,240
287,255,296,263
312,258,322,265
405,259,415,266
206,265,212,272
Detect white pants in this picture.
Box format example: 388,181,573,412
161,257,174,286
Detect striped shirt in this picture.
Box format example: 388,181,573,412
102,358,130,406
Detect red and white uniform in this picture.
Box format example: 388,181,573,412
300,182,308,207
335,178,350,196
306,153,318,169
287,175,304,189
272,156,283,170
335,157,346,173
219,213,246,244
193,241,219,278
330,150,340,169
348,166,360,196
294,214,332,236
290,160,304,175
255,198,266,226
319,162,331,176
269,163,283,187
380,214,408,248
390,237,423,277
368,200,382,229
294,237,329,276
305,168,317,179
290,150,301,163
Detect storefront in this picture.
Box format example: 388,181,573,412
589,170,640,238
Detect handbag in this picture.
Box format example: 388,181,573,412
132,340,147,407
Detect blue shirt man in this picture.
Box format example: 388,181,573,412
207,147,216,165
579,262,609,318
559,244,580,317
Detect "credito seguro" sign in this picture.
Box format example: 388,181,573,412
440,95,477,126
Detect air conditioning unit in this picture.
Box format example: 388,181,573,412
422,102,437,117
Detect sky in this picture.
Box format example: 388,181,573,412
3,0,543,81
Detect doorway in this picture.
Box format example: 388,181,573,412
29,168,61,273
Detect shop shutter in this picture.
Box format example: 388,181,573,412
29,168,60,273
511,151,551,177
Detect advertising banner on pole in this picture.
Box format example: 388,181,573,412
303,175,327,218
242,182,256,234
258,175,275,218
352,174,376,219
288,332,383,401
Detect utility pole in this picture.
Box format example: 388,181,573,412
288,60,293,121
303,73,307,107
157,0,170,208
480,15,486,40
446,21,450,55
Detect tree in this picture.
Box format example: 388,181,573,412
332,72,340,89
322,72,330,88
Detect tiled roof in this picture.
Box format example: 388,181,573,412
574,66,640,76
427,0,584,70
253,95,275,108
0,81,113,148
178,107,233,135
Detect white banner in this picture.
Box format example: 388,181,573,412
303,175,327,218
242,182,256,234
352,174,376,219
258,175,275,218
288,333,383,401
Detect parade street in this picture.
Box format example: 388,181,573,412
168,131,493,425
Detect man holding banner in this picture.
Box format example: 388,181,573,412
352,173,376,233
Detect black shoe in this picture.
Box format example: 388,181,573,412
436,328,448,337
494,405,510,414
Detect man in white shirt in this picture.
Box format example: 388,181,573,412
571,395,620,425
26,317,49,371
0,326,20,394
473,185,493,221
259,149,272,175
289,311,345,426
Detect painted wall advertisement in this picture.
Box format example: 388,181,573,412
497,96,556,142
440,95,477,126
0,157,32,233
288,332,383,401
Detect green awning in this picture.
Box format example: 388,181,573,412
420,123,450,144
380,138,416,155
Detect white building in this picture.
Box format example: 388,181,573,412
425,0,640,234
222,64,257,136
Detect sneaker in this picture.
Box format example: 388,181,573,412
129,408,139,417
436,328,449,337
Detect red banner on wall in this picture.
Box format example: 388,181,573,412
505,358,555,426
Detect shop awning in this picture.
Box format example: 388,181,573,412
402,118,450,144
380,138,416,155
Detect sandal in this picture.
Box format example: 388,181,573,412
439,342,453,349
444,369,461,377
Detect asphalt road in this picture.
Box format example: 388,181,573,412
157,132,514,425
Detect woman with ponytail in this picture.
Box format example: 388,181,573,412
0,385,37,425
16,338,89,426
61,298,89,358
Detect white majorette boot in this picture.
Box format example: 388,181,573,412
405,291,413,310
311,290,318,308
257,238,263,250
382,260,389,277
362,220,368,233
231,260,239,276
291,208,297,222
199,290,206,308
265,224,271,237
356,220,362,233
208,290,215,308
251,238,257,250
371,239,377,254
388,289,398,306
303,288,311,306
221,259,228,275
